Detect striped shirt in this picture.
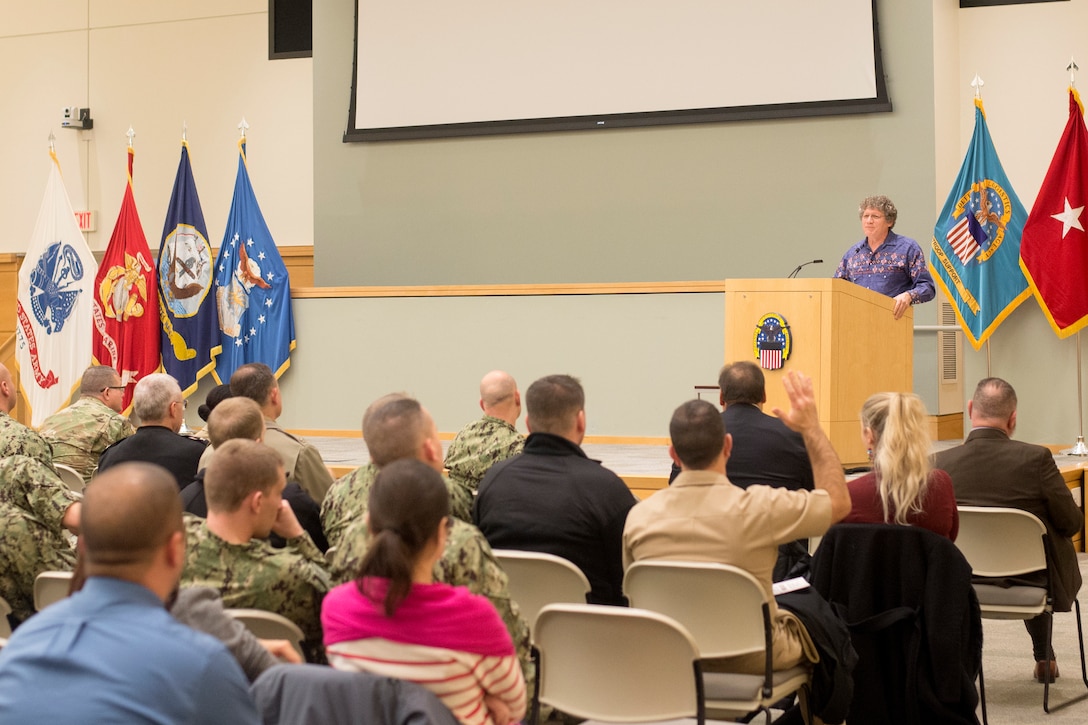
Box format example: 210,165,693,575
323,578,526,725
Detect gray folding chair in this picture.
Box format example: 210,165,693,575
33,570,74,611
53,463,85,493
226,608,306,660
955,505,1088,722
624,561,810,724
534,603,706,724
493,549,591,633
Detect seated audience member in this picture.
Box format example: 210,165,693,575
230,362,334,503
97,373,207,489
935,377,1082,683
474,374,637,606
323,394,471,548
0,455,82,623
843,392,958,540
66,554,302,682
623,372,851,673
323,459,527,725
326,394,533,692
444,370,525,495
180,439,330,661
181,397,327,551
0,463,259,724
193,383,234,441
39,365,135,482
0,362,55,469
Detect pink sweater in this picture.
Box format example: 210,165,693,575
322,578,525,725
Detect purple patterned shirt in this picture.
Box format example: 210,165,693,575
834,231,935,303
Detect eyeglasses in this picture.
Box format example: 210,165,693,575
104,386,125,392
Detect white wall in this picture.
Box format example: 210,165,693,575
0,0,313,254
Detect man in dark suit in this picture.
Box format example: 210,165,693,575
97,373,207,489
669,362,814,579
936,377,1083,683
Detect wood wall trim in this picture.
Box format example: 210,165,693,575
291,280,726,299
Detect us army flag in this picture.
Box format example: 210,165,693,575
1020,89,1088,338
16,151,98,426
92,146,160,412
929,98,1030,350
211,139,295,384
159,141,220,396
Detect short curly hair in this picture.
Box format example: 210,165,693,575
859,195,897,229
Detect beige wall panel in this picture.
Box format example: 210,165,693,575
0,30,90,253
199,292,728,438
0,0,87,36
89,0,265,28
87,13,313,253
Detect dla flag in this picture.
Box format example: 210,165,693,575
159,141,220,396
16,151,99,425
211,139,295,384
929,97,1030,350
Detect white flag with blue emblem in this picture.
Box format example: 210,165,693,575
16,151,99,426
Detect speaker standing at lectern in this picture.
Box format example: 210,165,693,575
833,195,935,320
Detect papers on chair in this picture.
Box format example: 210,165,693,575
772,577,811,596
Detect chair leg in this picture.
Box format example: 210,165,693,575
1042,599,1088,714
1044,607,1052,713
529,646,540,725
978,658,988,725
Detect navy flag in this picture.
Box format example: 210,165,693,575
158,141,220,396
211,139,295,384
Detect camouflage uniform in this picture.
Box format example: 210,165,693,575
39,397,135,482
0,410,55,470
262,420,334,504
444,415,524,495
329,515,534,692
0,456,81,624
0,455,82,532
180,516,331,659
321,463,472,551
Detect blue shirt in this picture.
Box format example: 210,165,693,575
0,577,260,725
834,231,936,303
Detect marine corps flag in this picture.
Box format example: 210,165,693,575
159,141,220,396
211,138,295,384
16,150,98,426
929,98,1031,350
92,145,160,411
1020,89,1088,338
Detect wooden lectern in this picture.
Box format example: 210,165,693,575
724,278,913,466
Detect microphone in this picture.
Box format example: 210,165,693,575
787,259,824,279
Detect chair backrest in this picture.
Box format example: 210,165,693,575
226,608,306,659
954,506,1048,578
34,570,74,611
53,463,85,493
493,550,591,631
624,560,768,659
534,603,704,724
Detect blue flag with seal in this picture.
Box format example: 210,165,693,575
158,140,220,396
211,138,295,384
929,98,1031,350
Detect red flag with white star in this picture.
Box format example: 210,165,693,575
91,146,161,411
1020,89,1088,338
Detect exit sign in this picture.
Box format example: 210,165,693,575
74,210,95,232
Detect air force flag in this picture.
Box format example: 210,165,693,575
16,151,99,425
159,141,220,395
211,139,295,384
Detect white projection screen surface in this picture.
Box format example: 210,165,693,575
346,0,891,141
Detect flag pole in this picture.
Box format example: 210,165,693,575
1063,331,1088,454
1061,59,1088,455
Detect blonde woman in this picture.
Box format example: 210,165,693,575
843,392,958,540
